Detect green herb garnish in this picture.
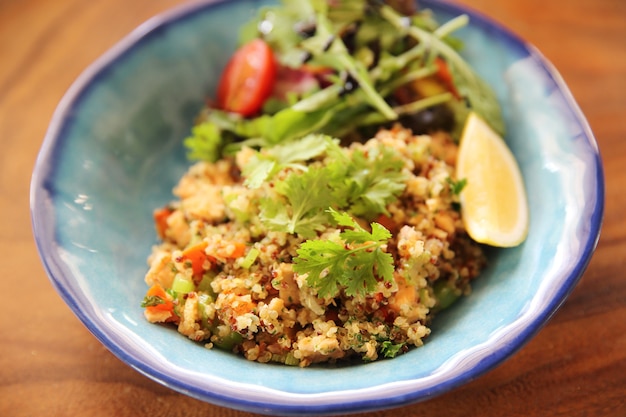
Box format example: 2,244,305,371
293,209,394,298
259,165,337,238
250,134,406,237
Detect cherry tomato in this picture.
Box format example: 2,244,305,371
216,39,277,117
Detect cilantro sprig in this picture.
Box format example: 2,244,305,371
259,165,337,238
293,209,394,298
340,146,407,217
251,135,407,237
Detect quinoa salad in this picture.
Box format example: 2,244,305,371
142,126,485,366
140,0,504,367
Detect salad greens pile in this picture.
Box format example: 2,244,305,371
184,0,504,162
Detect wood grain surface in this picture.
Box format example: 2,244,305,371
1,0,625,416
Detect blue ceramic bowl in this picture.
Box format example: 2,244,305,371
30,0,604,415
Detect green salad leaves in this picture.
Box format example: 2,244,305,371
184,0,504,163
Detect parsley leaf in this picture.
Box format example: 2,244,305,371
293,209,394,298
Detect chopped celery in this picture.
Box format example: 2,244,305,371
172,275,195,294
197,272,217,294
197,293,214,329
241,247,260,269
270,352,300,366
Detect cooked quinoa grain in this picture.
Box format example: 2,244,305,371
142,126,486,367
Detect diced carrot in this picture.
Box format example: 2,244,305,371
153,207,174,239
144,283,176,320
181,241,210,277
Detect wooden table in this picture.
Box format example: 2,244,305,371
2,0,624,415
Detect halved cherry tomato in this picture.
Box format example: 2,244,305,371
216,39,277,117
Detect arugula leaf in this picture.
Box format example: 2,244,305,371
185,110,270,161
185,0,505,161
240,0,316,66
293,209,394,298
307,12,397,120
378,5,505,135
264,108,334,144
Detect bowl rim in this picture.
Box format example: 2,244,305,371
30,0,604,415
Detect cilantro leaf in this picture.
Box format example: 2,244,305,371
293,209,394,298
256,140,406,236
332,209,392,243
259,166,336,238
243,157,277,189
293,239,345,298
338,147,407,219
243,134,335,188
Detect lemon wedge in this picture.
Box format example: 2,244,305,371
456,112,529,247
